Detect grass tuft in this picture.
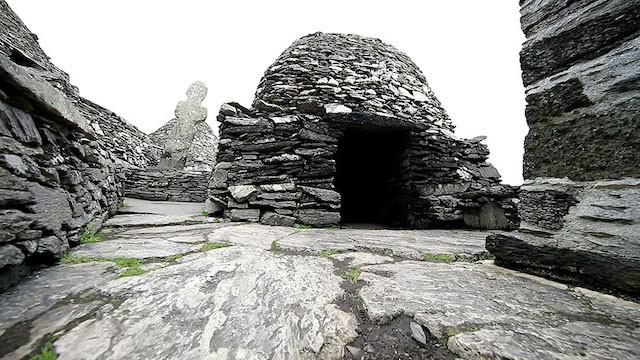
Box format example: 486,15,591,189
80,223,103,244
201,242,229,252
421,252,456,263
343,266,362,283
30,336,60,360
112,258,142,268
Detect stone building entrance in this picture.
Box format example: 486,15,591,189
335,127,409,226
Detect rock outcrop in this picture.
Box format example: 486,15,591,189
150,81,217,171
210,33,518,229
487,0,640,295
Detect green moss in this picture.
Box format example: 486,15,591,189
201,242,229,252
201,210,209,217
270,241,281,252
319,249,339,257
295,224,312,230
119,202,130,210
343,266,362,283
80,223,103,244
421,252,456,263
118,266,146,278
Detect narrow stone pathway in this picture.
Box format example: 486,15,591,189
1,199,639,359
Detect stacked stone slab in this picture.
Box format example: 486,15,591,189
487,0,640,295
0,56,121,290
210,33,518,228
123,168,209,202
150,81,218,172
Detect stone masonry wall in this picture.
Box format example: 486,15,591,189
124,168,209,202
0,56,121,290
210,102,519,228
487,0,640,295
0,0,160,169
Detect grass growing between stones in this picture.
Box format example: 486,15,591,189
319,249,340,257
61,254,107,265
60,254,146,278
118,266,146,278
30,335,60,360
200,242,229,252
421,252,456,263
295,224,312,230
201,210,209,217
162,254,184,264
344,266,362,283
80,223,103,244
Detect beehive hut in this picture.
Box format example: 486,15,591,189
209,32,518,228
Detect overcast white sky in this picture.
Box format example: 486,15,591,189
9,1,527,184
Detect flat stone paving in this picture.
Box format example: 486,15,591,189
0,199,638,360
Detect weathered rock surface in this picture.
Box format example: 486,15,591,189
359,261,640,360
54,246,358,360
2,203,639,360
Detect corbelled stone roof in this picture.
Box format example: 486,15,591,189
253,32,453,130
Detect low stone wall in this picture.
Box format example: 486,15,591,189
0,56,122,290
124,168,210,202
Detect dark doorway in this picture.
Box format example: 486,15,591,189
335,127,409,226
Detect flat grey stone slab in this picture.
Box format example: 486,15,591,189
0,262,115,334
54,246,357,360
279,227,493,259
73,223,234,260
71,237,200,259
207,223,300,249
120,197,205,216
208,224,492,260
359,260,640,360
104,213,209,228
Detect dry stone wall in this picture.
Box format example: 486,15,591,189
487,0,640,295
210,33,518,229
123,168,209,202
211,103,518,228
0,0,160,169
0,56,121,290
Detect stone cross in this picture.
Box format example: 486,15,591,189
158,81,208,169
